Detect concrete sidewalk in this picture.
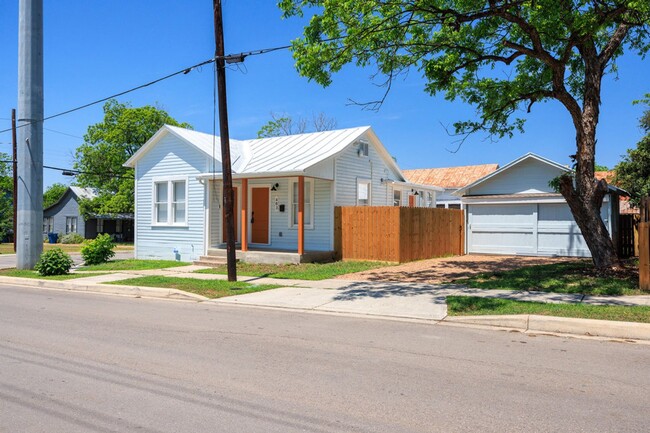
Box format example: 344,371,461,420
1,263,649,341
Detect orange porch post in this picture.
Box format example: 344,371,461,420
298,176,305,255
241,178,248,252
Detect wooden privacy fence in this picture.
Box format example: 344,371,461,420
334,206,464,263
639,198,650,291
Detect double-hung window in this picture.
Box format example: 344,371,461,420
97,218,104,233
65,217,77,234
153,179,187,225
289,179,313,228
357,179,371,206
393,189,401,207
43,217,54,233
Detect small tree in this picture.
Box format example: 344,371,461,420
43,183,68,208
616,106,650,207
257,112,337,138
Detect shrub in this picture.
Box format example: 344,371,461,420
60,232,85,244
35,248,74,276
81,233,116,265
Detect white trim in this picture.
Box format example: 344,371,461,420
151,176,189,227
356,178,371,206
288,178,315,230
248,185,272,245
134,165,138,258
392,188,402,206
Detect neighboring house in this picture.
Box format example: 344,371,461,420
453,153,625,258
42,186,134,241
124,125,443,263
403,164,499,209
595,170,639,216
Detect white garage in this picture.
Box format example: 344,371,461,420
455,154,620,258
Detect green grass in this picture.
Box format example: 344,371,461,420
446,296,650,323
106,276,281,299
79,259,188,271
196,261,393,280
454,261,641,296
0,268,107,280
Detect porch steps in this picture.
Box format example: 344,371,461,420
193,255,229,267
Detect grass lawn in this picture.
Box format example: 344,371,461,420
0,268,107,281
454,261,641,296
106,276,281,299
196,261,393,280
446,296,650,324
0,243,134,254
79,259,188,271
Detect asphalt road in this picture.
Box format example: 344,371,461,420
1,285,648,433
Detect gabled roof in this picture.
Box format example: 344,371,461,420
402,164,499,189
125,125,409,183
43,186,97,213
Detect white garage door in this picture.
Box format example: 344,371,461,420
467,203,596,257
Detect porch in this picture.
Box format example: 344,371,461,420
195,247,336,266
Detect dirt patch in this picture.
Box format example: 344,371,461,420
337,254,584,284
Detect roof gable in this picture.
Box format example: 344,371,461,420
454,153,570,196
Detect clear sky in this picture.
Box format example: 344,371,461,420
1,1,648,189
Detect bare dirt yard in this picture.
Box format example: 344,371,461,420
337,254,581,284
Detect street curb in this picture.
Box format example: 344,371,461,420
0,276,208,302
444,314,650,341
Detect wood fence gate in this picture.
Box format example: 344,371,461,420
618,214,636,258
639,198,650,291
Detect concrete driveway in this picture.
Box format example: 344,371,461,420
337,254,582,284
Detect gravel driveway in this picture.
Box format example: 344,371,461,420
337,254,581,284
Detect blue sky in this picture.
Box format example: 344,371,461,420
0,1,648,189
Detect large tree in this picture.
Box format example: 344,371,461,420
74,99,190,216
43,183,68,209
257,111,337,137
279,0,650,268
616,106,650,207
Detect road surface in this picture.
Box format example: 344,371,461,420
0,284,647,432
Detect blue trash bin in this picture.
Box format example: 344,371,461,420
48,232,58,244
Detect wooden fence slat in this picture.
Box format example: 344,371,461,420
640,221,650,291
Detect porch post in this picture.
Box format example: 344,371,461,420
298,176,305,255
241,178,248,252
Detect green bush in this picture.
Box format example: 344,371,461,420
35,248,74,276
60,232,85,244
81,233,116,265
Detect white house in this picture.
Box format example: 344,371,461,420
453,153,624,258
124,125,443,263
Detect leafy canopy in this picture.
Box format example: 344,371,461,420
43,183,68,209
73,100,190,216
257,112,337,138
280,0,650,138
615,104,650,206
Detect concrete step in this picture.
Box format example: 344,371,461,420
193,255,229,267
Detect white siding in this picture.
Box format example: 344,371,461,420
334,134,401,206
467,158,566,196
135,134,209,261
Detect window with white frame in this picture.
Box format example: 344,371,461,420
153,179,187,225
358,141,369,157
43,217,53,233
289,179,313,228
426,191,433,208
357,179,371,206
66,217,77,234
393,189,401,207
97,218,104,233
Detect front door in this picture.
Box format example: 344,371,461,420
222,187,238,242
251,187,269,244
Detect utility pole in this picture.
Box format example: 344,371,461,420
11,109,17,253
213,0,237,281
17,0,44,269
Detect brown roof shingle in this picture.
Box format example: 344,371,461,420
403,164,499,189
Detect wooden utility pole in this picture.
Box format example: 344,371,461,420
11,109,17,253
213,0,237,281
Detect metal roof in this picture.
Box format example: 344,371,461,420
70,186,97,200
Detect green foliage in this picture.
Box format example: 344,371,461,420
74,99,190,216
59,232,85,244
81,233,116,265
279,1,650,138
0,152,13,240
43,183,69,208
595,164,609,171
615,106,650,206
34,248,74,276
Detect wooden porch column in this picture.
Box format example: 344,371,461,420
241,178,248,252
298,176,305,255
